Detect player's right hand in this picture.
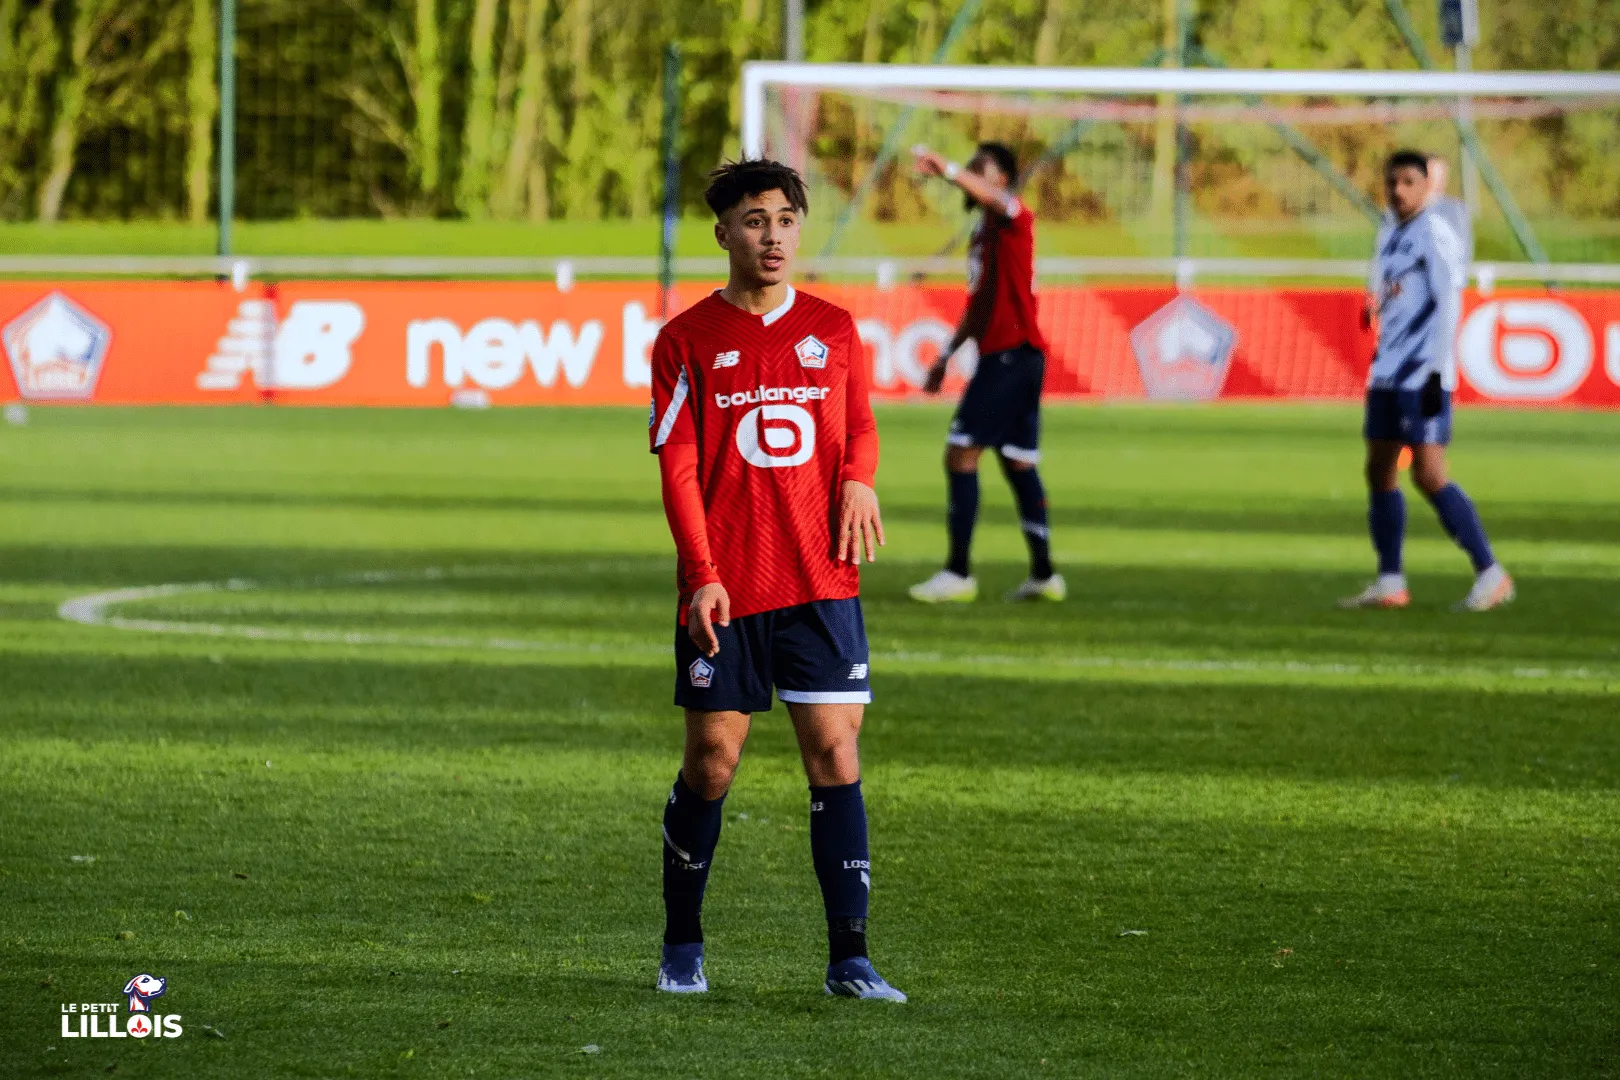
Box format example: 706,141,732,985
911,146,947,178
688,582,731,658
923,360,948,394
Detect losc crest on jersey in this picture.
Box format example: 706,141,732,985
794,335,828,369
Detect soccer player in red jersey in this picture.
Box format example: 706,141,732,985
647,159,904,1001
908,142,1066,605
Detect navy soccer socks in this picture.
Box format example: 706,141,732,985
1426,482,1496,573
945,470,980,577
661,772,725,946
1003,464,1055,580
1369,488,1406,575
809,781,871,964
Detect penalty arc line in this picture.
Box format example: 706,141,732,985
54,572,1620,689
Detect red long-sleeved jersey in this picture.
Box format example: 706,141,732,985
649,287,879,620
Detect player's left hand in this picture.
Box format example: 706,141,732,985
923,360,949,394
837,480,885,563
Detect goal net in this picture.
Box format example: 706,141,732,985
743,64,1620,280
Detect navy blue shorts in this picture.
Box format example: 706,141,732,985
948,344,1045,464
1363,388,1452,446
673,597,871,714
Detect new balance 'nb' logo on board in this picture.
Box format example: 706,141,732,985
849,664,868,680
714,350,741,369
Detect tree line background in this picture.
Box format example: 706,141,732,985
0,0,1614,225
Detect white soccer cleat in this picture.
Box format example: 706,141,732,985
908,570,978,604
1455,564,1515,612
1338,574,1410,609
1005,573,1067,602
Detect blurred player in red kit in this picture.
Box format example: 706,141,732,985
909,142,1065,605
647,158,905,1002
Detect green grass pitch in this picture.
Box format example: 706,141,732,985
2,402,1617,1078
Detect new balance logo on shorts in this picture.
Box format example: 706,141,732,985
714,349,740,369
688,658,713,688
849,664,868,680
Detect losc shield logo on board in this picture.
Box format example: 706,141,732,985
1458,299,1593,400
1129,295,1237,401
59,974,182,1040
735,404,815,468
3,292,111,400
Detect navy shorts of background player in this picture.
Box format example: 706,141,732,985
947,343,1046,464
673,597,871,714
1363,383,1453,447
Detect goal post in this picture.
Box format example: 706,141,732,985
740,62,1620,279
742,63,1620,158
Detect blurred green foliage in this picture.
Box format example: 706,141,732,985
0,0,1613,224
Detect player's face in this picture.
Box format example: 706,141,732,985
715,191,800,287
1386,165,1428,220
965,152,1009,211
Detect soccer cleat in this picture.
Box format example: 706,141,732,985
825,957,907,1002
908,570,978,604
656,942,707,994
1455,564,1515,612
1338,574,1410,609
1005,573,1067,602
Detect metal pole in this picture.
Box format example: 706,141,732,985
1171,0,1191,262
1455,45,1480,222
217,0,236,257
1389,0,1546,264
658,44,683,319
784,0,804,62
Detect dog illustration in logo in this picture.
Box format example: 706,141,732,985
123,974,166,1012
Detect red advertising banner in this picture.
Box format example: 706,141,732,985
2,279,1618,408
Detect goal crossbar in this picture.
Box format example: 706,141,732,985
741,61,1620,157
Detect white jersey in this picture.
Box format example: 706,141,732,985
1368,208,1464,392
1370,198,1472,288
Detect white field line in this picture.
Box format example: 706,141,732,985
55,570,1619,688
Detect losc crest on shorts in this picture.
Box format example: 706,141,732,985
673,598,870,713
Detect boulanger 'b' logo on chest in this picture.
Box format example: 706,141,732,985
735,404,816,469
794,335,828,369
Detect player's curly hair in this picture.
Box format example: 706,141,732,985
1385,149,1429,176
703,158,809,218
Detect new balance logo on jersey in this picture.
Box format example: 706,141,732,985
713,349,741,369
688,658,713,688
849,664,868,679
795,335,829,369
